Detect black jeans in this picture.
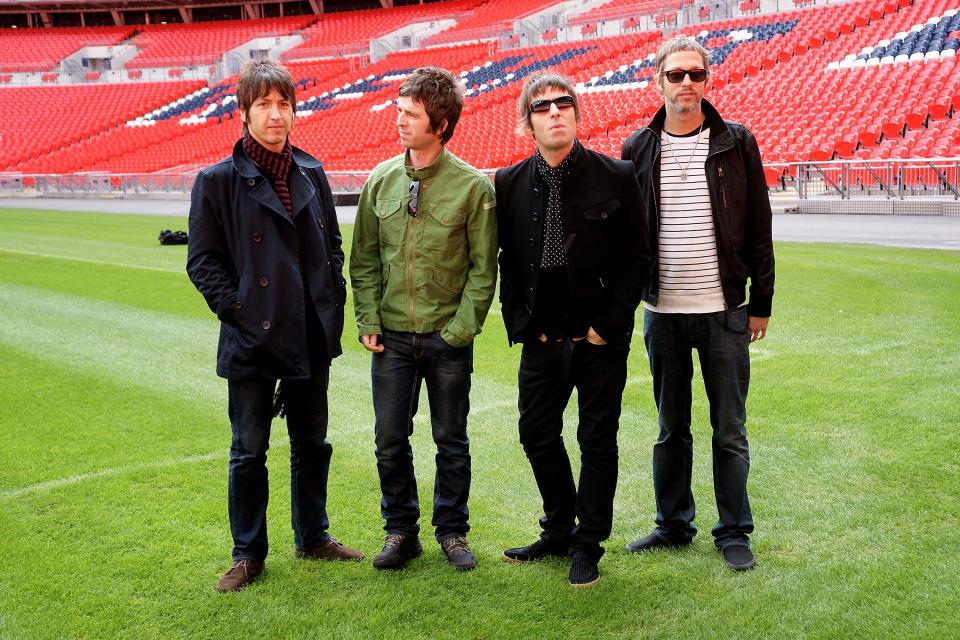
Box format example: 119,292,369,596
516,338,628,560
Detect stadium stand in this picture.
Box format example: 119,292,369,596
125,16,314,69
1,0,959,180
0,26,134,72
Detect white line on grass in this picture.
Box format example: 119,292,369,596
0,247,184,273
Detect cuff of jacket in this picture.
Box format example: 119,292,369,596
441,319,476,348
746,295,772,318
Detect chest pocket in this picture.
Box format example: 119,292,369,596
375,198,405,246
582,197,620,222
422,203,467,254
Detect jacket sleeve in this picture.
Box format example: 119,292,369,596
441,178,498,347
186,169,239,323
591,165,653,344
494,170,524,344
742,129,775,318
348,177,384,337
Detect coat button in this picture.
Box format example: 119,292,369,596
529,263,535,271
247,178,256,186
259,277,269,287
528,287,535,295
235,301,243,310
600,211,608,218
528,237,536,246
262,320,271,330
443,217,449,223
531,214,539,222
251,232,262,243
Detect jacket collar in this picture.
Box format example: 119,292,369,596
405,146,449,181
232,138,322,221
647,98,730,146
232,138,322,179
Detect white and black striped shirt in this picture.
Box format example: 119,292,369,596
646,127,725,314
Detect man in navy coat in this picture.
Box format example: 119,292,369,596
187,59,363,593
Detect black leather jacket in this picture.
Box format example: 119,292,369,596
621,98,775,317
495,143,653,346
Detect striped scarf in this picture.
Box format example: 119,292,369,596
243,132,293,217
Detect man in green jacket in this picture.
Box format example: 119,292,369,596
349,67,497,572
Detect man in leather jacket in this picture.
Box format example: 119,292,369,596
620,36,775,572
496,71,652,588
188,60,363,593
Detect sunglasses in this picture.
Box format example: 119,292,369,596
408,179,420,216
660,68,708,84
530,95,575,113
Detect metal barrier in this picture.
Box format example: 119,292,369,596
768,158,960,200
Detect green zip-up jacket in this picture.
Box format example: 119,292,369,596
350,147,497,348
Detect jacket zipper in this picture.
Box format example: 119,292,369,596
408,215,416,330
718,165,728,207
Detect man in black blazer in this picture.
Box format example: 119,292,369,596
495,71,653,587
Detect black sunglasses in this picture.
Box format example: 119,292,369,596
530,95,575,113
660,68,708,84
408,179,420,216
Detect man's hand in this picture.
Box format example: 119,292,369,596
361,334,385,353
748,316,769,342
572,327,608,345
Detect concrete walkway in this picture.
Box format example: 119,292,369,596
2,197,959,250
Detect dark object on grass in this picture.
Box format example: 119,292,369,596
158,230,188,245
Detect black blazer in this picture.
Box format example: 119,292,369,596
495,143,654,346
187,140,346,380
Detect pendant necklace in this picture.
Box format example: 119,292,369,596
662,119,705,181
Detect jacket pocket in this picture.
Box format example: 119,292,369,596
582,197,621,221
375,198,405,245
423,204,467,254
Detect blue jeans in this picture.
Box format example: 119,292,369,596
371,330,472,542
643,308,754,549
227,366,332,561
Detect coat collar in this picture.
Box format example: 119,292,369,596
232,138,322,222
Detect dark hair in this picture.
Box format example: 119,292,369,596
516,71,581,135
655,36,711,79
236,59,297,135
398,67,465,145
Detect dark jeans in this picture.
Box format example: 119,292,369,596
371,330,472,542
643,307,754,549
227,364,332,561
517,338,628,561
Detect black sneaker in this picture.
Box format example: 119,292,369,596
721,544,755,571
625,531,691,553
568,555,600,588
372,533,422,570
440,536,476,571
502,538,570,563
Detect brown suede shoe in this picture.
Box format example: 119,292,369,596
215,559,264,593
295,536,365,561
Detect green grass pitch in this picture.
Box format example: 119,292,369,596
1,207,958,639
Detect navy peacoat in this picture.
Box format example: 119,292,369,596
187,139,346,380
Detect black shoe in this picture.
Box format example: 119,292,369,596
502,538,570,563
372,533,422,570
568,555,600,588
440,536,476,571
721,544,755,571
625,531,691,554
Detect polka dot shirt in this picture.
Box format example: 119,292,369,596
534,138,581,268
